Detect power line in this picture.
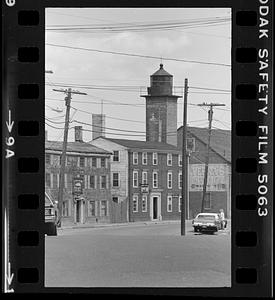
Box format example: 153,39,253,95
46,43,231,68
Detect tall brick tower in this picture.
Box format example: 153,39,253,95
141,64,181,146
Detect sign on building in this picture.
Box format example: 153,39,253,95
140,184,149,194
189,164,229,191
73,177,84,195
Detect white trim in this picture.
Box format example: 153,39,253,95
142,171,148,185
142,152,147,165
113,150,120,162
178,196,182,212
133,170,139,188
152,152,158,165
112,172,120,187
152,171,158,188
141,194,147,212
133,152,138,165
167,195,173,212
178,172,182,189
150,193,161,220
133,194,138,212
167,171,173,189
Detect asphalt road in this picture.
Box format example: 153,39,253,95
45,221,231,287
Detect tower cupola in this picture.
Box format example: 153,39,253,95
141,64,182,146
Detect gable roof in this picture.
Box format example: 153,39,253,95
178,126,231,163
45,140,111,155
97,137,180,152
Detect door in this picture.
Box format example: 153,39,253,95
76,201,81,223
153,196,158,220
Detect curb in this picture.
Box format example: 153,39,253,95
58,220,192,231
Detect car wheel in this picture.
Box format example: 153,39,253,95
194,227,198,232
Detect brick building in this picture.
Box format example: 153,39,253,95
178,126,231,218
90,137,182,222
45,127,112,226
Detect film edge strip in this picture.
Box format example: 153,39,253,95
2,0,273,295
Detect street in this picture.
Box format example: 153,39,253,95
45,221,231,287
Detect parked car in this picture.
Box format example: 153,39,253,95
192,213,223,233
45,192,57,236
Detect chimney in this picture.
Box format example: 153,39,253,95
75,126,83,142
92,114,105,140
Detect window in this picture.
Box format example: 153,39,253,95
88,201,96,216
142,195,147,212
205,192,211,209
179,196,182,212
112,172,119,187
113,150,119,162
100,200,107,216
89,175,96,189
133,195,138,212
152,172,158,188
133,171,138,188
153,152,158,165
79,157,85,167
112,197,119,203
52,173,59,188
45,173,51,187
91,157,97,168
66,156,77,167
167,172,172,189
178,172,182,189
133,152,138,165
142,171,148,185
167,153,172,166
100,175,107,189
101,158,106,168
45,154,51,165
167,195,172,212
62,201,69,217
142,152,147,165
178,154,182,166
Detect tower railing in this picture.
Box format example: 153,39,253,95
139,86,183,97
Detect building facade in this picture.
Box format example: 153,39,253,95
91,137,183,222
45,127,112,226
178,126,231,218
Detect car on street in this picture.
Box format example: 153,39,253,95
45,192,57,236
192,213,223,233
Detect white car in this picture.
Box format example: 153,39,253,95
192,213,223,233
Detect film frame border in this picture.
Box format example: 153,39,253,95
2,0,273,296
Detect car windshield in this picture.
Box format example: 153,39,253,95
196,215,215,220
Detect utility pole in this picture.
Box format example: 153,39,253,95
181,78,188,236
53,88,87,227
197,102,225,213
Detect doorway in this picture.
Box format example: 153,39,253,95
150,193,161,220
153,197,158,220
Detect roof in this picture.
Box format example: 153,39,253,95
151,64,172,77
178,126,231,163
98,137,180,152
45,140,111,155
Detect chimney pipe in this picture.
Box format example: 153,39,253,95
75,126,83,142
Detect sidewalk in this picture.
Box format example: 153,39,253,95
58,219,192,231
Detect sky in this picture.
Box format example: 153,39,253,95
45,7,231,143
